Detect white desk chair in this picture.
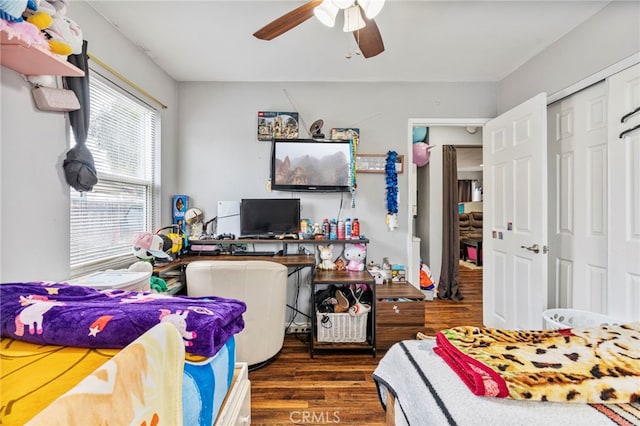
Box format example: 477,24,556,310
185,260,287,368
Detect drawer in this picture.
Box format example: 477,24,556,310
377,325,425,350
376,300,424,327
216,363,251,426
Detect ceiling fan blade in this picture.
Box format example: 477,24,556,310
254,0,324,41
354,15,385,58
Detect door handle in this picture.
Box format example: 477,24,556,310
521,244,540,254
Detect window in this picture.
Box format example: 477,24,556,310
70,71,160,275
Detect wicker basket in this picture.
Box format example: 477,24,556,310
316,312,368,342
542,308,620,330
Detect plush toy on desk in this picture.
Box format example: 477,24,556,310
317,244,336,270
344,243,366,272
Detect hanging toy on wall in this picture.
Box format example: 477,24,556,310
350,136,358,208
385,150,399,231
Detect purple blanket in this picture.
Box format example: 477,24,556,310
0,282,246,357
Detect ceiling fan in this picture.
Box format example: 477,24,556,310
253,0,385,59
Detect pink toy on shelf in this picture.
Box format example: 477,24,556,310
344,243,366,272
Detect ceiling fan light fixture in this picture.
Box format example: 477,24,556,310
314,0,340,27
357,0,385,19
343,5,365,32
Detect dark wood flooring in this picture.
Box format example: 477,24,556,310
249,265,483,425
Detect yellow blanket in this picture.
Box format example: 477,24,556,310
435,322,640,403
1,322,184,425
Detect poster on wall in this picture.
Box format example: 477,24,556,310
257,111,299,141
172,195,188,234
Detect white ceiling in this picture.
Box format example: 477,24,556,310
85,0,609,82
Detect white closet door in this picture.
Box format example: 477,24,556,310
547,82,609,312
608,64,640,322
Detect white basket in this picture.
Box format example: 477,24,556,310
542,308,621,329
316,312,368,342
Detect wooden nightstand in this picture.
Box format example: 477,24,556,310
375,282,425,351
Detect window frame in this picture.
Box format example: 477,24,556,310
69,67,161,278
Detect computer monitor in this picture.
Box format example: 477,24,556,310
240,198,300,237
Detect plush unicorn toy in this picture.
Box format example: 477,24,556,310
317,244,336,270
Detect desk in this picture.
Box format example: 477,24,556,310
154,254,315,274
153,254,316,294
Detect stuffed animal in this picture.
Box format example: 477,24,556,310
334,257,346,271
344,243,366,271
317,244,336,270
0,0,50,49
0,0,36,22
26,0,82,57
44,13,81,56
23,0,53,30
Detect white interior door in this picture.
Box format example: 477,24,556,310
483,93,548,329
607,64,640,322
547,82,609,312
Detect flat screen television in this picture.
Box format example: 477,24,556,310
270,139,352,192
240,198,301,237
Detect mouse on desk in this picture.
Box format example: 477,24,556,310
276,249,284,256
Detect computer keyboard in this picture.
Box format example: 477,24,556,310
231,251,275,256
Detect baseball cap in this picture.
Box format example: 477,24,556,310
132,232,171,260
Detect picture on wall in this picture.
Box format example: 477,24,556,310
257,111,299,141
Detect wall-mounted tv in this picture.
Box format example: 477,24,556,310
240,198,300,237
270,139,352,192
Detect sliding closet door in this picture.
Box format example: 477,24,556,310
608,64,640,322
547,82,609,312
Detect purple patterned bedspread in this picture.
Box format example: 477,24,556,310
0,282,246,357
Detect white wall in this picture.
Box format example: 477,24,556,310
0,2,178,282
498,1,640,113
178,82,496,265
178,82,496,317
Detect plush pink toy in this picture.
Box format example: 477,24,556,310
344,243,366,272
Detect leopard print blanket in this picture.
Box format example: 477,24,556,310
434,322,640,403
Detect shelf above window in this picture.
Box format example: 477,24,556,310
0,28,84,77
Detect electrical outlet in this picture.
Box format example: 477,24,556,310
286,323,311,334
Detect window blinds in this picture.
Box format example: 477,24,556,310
70,72,159,274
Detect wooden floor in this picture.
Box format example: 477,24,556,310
249,265,483,425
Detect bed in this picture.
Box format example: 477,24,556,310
373,323,640,426
0,282,250,425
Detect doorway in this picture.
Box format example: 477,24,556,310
406,119,487,289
